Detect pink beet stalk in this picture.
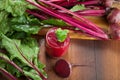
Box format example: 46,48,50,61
58,0,100,7
0,56,23,73
57,12,104,30
26,10,48,20
55,11,103,31
78,13,104,16
26,0,108,39
86,5,105,10
0,56,31,80
47,0,66,3
75,9,105,16
38,0,107,34
75,9,105,14
0,68,17,80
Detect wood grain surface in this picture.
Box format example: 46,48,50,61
39,39,120,80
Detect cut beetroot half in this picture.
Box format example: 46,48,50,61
54,59,72,78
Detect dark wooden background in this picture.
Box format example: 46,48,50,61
39,40,120,80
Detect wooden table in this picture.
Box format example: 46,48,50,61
39,39,120,80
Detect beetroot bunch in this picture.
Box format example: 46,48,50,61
102,0,120,39
26,0,109,40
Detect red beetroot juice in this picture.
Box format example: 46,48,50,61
45,27,70,58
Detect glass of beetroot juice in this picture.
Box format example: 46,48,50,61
45,27,70,58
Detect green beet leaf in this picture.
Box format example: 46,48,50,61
42,18,67,26
70,4,86,12
24,69,42,80
10,15,42,34
0,11,10,35
0,0,36,17
55,28,69,42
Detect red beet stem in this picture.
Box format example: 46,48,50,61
0,56,32,80
57,12,104,31
26,10,48,20
78,13,105,16
75,9,105,16
26,0,108,39
58,0,100,7
38,0,106,34
0,56,23,73
47,0,66,3
86,5,105,9
75,9,105,14
0,68,17,80
75,0,100,5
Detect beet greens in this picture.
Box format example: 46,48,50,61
0,32,47,80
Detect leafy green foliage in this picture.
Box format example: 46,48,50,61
0,0,36,17
24,70,42,80
0,53,9,68
10,15,42,34
42,18,67,26
70,4,86,12
1,33,38,65
0,33,47,80
55,28,69,42
0,0,46,79
0,11,10,34
0,12,42,36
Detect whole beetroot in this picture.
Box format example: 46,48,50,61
102,0,120,8
104,0,114,7
107,8,120,39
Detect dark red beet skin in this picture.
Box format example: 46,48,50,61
54,59,89,78
45,27,70,57
107,8,120,39
54,59,72,78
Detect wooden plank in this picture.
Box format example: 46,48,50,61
66,40,96,80
44,40,96,80
94,41,119,80
114,41,120,80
